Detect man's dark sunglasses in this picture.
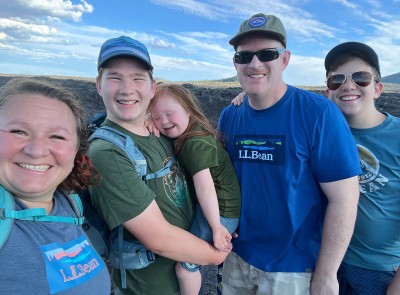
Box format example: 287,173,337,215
326,71,379,90
234,48,286,64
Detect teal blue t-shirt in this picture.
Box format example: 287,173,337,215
344,113,400,271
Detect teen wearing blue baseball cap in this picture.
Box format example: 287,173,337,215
88,36,231,295
97,36,153,71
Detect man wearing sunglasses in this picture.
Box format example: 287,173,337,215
218,13,361,295
325,42,400,295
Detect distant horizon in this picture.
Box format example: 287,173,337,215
0,1,399,86
1,73,399,92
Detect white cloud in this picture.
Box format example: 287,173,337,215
149,0,227,20
165,32,229,53
365,0,382,9
364,18,400,76
184,32,229,39
152,0,339,47
333,0,359,10
285,55,326,86
0,0,398,84
0,0,94,22
0,18,58,41
0,0,95,51
152,54,236,81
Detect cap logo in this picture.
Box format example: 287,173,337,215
249,16,266,27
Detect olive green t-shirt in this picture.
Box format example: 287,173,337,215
88,120,193,295
177,125,241,218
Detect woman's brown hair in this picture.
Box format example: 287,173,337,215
0,78,100,192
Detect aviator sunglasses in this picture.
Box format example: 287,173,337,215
326,71,379,90
234,48,286,64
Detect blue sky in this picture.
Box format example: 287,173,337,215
0,0,399,86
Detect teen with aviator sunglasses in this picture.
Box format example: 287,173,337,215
325,42,400,295
326,71,379,91
219,13,361,295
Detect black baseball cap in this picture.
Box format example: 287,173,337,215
325,42,380,77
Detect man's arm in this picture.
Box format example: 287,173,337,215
310,176,359,295
89,139,229,265
387,269,400,295
123,200,230,265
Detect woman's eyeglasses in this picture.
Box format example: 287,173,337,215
234,48,286,64
326,71,379,90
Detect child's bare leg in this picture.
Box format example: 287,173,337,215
175,262,201,295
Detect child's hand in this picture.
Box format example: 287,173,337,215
213,224,232,252
144,113,160,137
231,91,246,106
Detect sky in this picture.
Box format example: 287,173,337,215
0,0,399,86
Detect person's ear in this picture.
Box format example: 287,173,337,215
150,79,156,98
373,81,384,100
233,56,238,70
96,76,102,95
281,49,290,71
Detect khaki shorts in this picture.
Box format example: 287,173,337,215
221,252,312,295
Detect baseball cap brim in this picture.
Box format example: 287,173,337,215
229,30,286,47
98,50,153,71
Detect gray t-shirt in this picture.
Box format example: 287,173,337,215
0,191,111,294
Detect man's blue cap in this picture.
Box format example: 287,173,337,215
97,36,153,71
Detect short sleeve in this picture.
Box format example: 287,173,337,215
179,136,218,177
310,102,361,182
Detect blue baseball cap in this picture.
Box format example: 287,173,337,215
97,36,153,71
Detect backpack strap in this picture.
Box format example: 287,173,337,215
143,157,176,181
64,193,85,225
87,112,107,133
90,126,147,176
0,186,84,226
90,126,177,181
117,225,127,288
89,125,173,289
0,186,14,250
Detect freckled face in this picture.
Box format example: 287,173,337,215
0,94,78,201
151,94,190,139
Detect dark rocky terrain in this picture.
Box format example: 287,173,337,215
1,75,399,294
1,75,399,128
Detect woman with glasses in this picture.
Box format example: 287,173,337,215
325,42,400,295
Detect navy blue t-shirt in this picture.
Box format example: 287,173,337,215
219,85,361,272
